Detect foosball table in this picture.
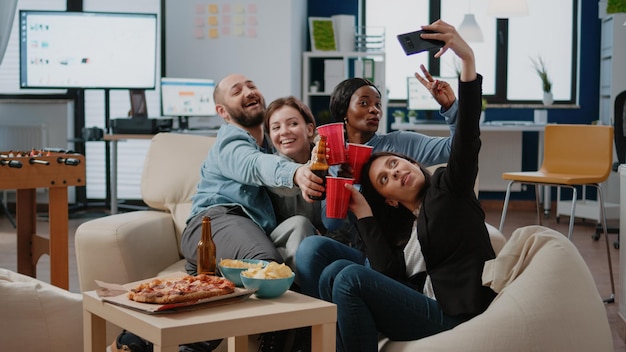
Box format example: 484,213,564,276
0,149,86,289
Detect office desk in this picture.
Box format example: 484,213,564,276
391,122,549,211
0,151,86,289
103,134,153,214
104,130,219,214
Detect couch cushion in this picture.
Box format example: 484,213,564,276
158,259,187,277
379,225,613,352
170,202,193,246
0,268,83,352
141,132,216,214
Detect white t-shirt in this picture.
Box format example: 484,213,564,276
404,210,435,299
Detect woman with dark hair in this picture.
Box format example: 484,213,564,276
317,20,496,351
296,34,460,299
329,67,457,159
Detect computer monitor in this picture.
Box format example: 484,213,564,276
407,76,458,111
160,77,217,118
19,10,157,89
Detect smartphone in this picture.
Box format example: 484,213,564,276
396,30,444,56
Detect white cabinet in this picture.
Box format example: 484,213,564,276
302,51,387,133
599,13,626,126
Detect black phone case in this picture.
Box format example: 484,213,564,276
396,30,444,55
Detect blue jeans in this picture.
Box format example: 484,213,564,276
319,260,471,352
295,236,365,298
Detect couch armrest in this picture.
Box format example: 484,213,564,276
75,210,181,292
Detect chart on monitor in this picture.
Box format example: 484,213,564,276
407,76,459,111
160,77,218,130
19,10,157,89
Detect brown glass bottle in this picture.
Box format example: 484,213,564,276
197,216,216,275
310,135,329,200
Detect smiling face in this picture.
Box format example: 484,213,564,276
345,85,383,140
267,105,315,163
368,154,425,210
215,74,266,128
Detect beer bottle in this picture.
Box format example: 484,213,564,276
309,135,329,200
197,216,216,275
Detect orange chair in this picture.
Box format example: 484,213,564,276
498,124,615,303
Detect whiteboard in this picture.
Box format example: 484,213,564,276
164,0,307,103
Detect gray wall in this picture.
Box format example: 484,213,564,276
164,0,307,102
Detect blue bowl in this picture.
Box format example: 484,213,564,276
240,272,295,298
218,259,268,287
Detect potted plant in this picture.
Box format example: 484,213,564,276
607,0,626,13
392,110,405,125
407,110,418,124
530,56,553,105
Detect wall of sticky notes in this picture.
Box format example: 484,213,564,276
164,0,307,103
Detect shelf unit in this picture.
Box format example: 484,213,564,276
302,51,387,133
599,13,626,126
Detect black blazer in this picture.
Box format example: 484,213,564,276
357,75,496,317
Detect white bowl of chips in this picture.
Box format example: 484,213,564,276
240,262,295,298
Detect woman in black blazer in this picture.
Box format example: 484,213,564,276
318,19,496,352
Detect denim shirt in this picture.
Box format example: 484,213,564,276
188,124,302,233
366,99,457,166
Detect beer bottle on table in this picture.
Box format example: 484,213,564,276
197,216,216,275
310,135,329,200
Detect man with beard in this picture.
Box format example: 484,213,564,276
110,75,317,352
179,73,324,275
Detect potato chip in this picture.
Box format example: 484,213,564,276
219,259,264,269
241,262,293,279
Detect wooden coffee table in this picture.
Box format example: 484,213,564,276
82,290,337,352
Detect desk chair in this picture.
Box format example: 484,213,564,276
498,124,615,303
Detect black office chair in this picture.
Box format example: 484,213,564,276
614,90,626,170
612,91,626,248
596,90,626,248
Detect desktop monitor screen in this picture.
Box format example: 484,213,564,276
160,78,217,117
407,76,458,111
19,10,157,89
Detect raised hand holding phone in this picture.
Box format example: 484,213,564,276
396,29,444,55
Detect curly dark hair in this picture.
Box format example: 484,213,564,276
359,151,432,245
329,77,381,123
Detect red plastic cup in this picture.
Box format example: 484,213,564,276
325,176,354,219
347,143,373,183
317,122,346,165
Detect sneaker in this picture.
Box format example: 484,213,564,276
111,330,153,352
258,330,288,352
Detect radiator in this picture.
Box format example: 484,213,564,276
0,124,48,151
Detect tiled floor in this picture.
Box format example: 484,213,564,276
0,203,624,350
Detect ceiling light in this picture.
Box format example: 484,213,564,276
458,14,484,42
